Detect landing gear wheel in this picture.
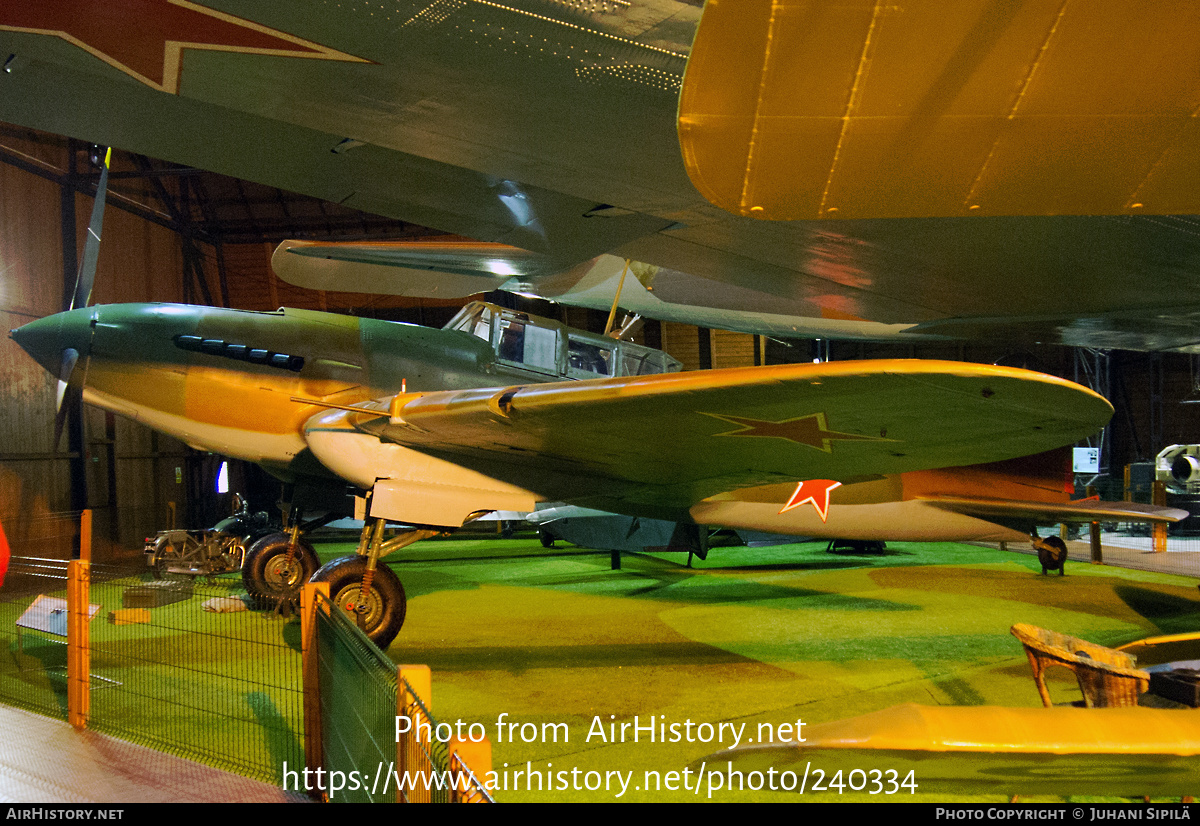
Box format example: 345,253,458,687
242,533,319,606
825,539,887,555
311,556,407,649
1035,535,1068,575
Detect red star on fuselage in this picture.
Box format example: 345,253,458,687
779,479,842,522
0,1,367,94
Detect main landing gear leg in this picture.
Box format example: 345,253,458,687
310,517,438,649
242,506,318,610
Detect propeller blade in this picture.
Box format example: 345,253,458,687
55,347,79,411
69,147,111,312
52,346,83,452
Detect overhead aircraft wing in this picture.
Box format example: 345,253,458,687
272,235,1200,350
273,239,555,297
7,3,1200,349
680,0,1200,220
309,360,1112,513
272,239,935,341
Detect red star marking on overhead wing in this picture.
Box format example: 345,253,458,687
779,480,842,522
0,0,369,94
705,411,888,453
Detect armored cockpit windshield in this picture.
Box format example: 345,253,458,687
444,302,682,380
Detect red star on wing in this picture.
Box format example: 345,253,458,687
0,0,368,94
779,480,842,522
705,411,887,453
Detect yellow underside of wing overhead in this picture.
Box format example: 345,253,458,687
679,0,1200,220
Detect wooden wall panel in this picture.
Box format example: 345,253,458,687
711,328,755,370
0,154,193,562
660,322,701,371
85,199,186,306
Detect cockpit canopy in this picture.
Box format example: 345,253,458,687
445,301,683,380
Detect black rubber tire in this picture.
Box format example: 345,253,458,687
310,555,407,649
241,533,319,605
539,530,555,548
1037,535,1068,575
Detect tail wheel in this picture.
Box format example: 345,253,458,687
242,533,319,604
1035,535,1068,576
311,555,407,649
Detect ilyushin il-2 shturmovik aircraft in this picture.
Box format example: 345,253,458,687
10,298,1182,648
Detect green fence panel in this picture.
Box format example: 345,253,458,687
316,599,405,802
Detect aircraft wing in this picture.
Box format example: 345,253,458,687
272,239,937,341
7,4,1200,349
918,496,1189,526
680,1,1200,221
310,359,1113,514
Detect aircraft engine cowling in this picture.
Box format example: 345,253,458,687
1171,454,1200,486
1157,444,1200,493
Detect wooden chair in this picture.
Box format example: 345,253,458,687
1010,623,1150,708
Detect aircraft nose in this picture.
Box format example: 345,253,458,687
9,308,94,375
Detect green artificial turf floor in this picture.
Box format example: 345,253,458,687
364,536,1200,802
0,536,1196,802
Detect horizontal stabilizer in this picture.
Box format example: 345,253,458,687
921,495,1188,524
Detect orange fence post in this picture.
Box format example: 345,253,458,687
396,665,432,803
67,560,89,729
449,738,493,802
68,510,93,728
300,581,329,798
1153,481,1168,553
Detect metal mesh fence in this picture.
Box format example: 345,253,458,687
313,592,492,803
0,557,75,721
85,574,304,784
1017,531,1200,579
315,593,412,803
0,548,304,786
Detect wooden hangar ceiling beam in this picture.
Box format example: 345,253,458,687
0,135,177,233
131,153,217,306
0,124,443,246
